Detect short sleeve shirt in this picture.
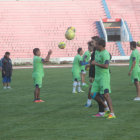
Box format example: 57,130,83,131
72,54,82,73
32,56,44,78
129,49,140,71
95,50,110,79
82,51,91,62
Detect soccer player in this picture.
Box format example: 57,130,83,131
32,48,52,103
128,41,140,101
81,43,93,87
91,39,116,119
72,48,89,93
2,52,12,89
85,36,100,107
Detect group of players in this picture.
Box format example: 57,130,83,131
72,36,140,119
72,36,115,119
1,35,139,120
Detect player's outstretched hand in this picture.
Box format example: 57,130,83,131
48,50,52,55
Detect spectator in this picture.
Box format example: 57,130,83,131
2,52,12,89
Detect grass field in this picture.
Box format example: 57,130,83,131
0,66,140,140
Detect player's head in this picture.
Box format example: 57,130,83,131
77,48,83,56
33,48,41,56
97,39,106,51
5,52,10,58
91,36,100,49
87,41,93,52
130,41,136,50
91,36,100,40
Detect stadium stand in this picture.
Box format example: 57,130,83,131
106,0,140,56
0,0,139,63
0,0,104,60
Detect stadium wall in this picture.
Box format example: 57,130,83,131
12,56,130,65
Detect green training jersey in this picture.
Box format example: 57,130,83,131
129,49,140,71
72,54,82,73
32,56,44,78
95,50,110,79
82,50,91,62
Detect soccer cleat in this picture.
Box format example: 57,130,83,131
92,113,104,118
7,86,11,89
107,114,116,119
72,91,78,94
78,90,84,93
134,97,140,101
85,103,92,108
34,100,40,103
104,111,110,118
34,99,45,103
39,99,45,102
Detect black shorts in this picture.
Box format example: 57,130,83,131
89,65,95,78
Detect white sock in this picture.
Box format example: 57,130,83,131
77,82,81,92
104,101,108,106
104,107,109,111
73,81,77,92
87,99,92,105
104,101,109,111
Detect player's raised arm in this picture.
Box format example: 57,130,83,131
43,50,53,62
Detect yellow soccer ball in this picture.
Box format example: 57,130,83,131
67,27,76,32
58,42,66,49
65,29,75,40
137,41,140,47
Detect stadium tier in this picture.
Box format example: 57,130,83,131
0,0,139,61
132,0,140,27
106,0,140,56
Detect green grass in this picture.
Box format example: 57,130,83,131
0,66,140,140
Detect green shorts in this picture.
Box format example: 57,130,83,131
33,77,43,88
72,72,81,81
131,70,140,83
91,77,111,94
